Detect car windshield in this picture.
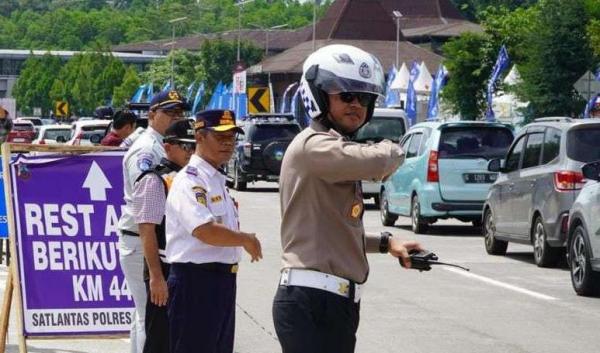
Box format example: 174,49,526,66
82,124,108,131
81,130,106,140
438,126,514,160
354,117,406,143
567,127,600,162
248,124,301,142
43,129,71,140
25,119,42,126
13,124,33,131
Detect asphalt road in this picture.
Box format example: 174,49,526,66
2,181,600,353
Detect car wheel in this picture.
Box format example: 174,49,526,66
233,164,247,191
569,225,600,297
411,195,428,234
380,190,398,226
483,208,507,255
532,216,561,267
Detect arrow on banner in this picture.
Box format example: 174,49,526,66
82,161,112,201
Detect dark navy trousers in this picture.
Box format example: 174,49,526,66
273,285,360,353
167,263,237,353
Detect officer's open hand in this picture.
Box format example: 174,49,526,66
149,276,169,307
242,232,263,262
389,238,424,269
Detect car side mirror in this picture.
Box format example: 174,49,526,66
56,135,66,143
488,159,503,173
582,162,600,181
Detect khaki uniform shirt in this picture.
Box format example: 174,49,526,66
279,120,404,283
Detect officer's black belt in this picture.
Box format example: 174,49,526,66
121,230,140,237
173,262,239,274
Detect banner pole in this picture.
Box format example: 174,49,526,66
0,269,13,353
2,143,27,353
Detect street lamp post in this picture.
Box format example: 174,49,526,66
312,0,321,52
250,23,288,56
393,11,402,69
235,0,256,62
168,16,187,87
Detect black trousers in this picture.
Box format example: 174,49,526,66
167,263,237,353
272,285,360,353
143,261,170,353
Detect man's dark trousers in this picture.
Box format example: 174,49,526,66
167,263,237,353
273,285,360,353
143,261,170,353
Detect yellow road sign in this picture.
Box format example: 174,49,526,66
248,87,270,113
55,101,69,117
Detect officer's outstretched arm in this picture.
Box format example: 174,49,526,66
192,222,262,262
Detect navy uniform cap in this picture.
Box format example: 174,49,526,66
150,90,190,111
164,120,196,144
194,109,244,134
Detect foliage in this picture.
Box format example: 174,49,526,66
441,33,491,120
0,1,331,51
12,53,63,116
113,66,142,108
517,0,593,119
450,0,538,21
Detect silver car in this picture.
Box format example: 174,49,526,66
484,118,600,267
567,161,600,296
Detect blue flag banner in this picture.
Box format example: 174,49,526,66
595,69,600,81
186,81,196,101
131,84,147,103
486,45,510,121
146,83,154,102
207,82,224,110
584,93,599,119
235,93,248,118
427,65,448,120
384,66,400,107
280,82,299,113
162,81,172,92
406,61,420,126
192,82,205,114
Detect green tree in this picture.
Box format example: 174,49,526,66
517,0,593,119
441,33,492,119
12,53,63,116
141,50,204,93
113,66,142,107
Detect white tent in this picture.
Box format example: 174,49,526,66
503,65,522,86
390,62,409,90
413,62,433,93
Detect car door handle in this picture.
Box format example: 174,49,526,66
507,183,514,190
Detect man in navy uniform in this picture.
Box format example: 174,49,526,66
119,90,187,353
165,109,262,353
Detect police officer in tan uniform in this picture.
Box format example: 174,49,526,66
273,44,424,353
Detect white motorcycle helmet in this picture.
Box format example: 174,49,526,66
299,44,385,125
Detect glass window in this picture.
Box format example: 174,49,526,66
248,124,301,142
354,117,406,143
400,134,411,150
505,135,526,172
522,133,544,169
541,128,561,164
406,133,423,158
438,126,514,160
43,129,71,140
567,127,600,163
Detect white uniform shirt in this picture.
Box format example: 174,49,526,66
118,126,166,233
165,154,241,264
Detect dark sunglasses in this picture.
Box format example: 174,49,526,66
166,140,195,152
338,92,374,107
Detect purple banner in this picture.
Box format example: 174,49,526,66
11,152,134,336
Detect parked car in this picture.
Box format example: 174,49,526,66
32,125,72,145
483,117,600,267
18,117,43,134
7,120,36,143
226,113,301,190
567,160,600,296
380,120,514,233
354,108,408,207
66,120,111,146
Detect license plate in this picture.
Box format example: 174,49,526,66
13,138,25,142
463,173,496,183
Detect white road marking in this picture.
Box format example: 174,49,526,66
443,267,559,301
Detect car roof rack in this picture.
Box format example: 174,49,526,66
534,117,573,123
242,113,296,123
